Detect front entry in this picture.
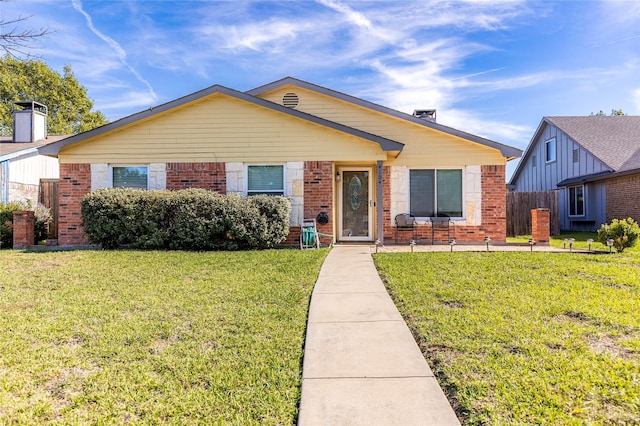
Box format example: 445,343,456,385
339,167,373,241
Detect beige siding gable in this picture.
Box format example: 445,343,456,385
58,93,388,164
257,85,505,166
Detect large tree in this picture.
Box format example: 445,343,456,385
0,56,107,136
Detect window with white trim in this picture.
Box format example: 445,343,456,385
247,165,284,196
545,138,556,163
410,169,463,218
112,166,148,189
569,185,584,216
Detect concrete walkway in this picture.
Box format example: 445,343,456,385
298,246,460,425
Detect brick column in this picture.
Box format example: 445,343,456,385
531,208,550,244
12,210,35,248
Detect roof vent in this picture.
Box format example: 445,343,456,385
413,109,436,122
12,101,48,143
283,92,299,109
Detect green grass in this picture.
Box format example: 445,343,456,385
0,249,328,425
374,251,640,425
509,231,640,252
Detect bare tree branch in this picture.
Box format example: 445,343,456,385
1,10,53,58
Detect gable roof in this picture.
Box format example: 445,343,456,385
39,84,404,157
248,77,521,160
545,116,640,171
510,115,640,184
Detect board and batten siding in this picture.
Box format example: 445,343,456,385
256,86,506,167
512,122,610,230
57,93,387,164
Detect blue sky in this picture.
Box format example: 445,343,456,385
3,0,640,177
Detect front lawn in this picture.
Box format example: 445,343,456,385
0,249,327,424
375,251,640,424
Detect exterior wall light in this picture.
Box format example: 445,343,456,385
335,171,341,182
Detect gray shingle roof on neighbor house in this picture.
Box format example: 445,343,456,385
545,116,640,172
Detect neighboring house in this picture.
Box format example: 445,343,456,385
0,102,64,205
39,77,522,246
509,116,640,231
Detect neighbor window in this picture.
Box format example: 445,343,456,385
247,165,284,195
410,169,463,218
545,138,556,162
112,166,148,189
569,185,584,216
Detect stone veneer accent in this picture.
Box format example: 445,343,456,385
384,164,506,243
91,163,166,191
284,161,334,246
226,161,304,226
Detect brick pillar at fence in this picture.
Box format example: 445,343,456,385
13,210,35,248
531,208,550,244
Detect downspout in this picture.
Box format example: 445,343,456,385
1,160,8,203
377,160,384,244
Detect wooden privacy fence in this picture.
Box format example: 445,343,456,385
507,190,559,237
39,178,59,239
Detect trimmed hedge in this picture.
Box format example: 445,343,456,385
81,188,291,250
0,201,51,249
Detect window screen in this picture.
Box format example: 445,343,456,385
112,166,148,189
437,170,462,217
247,165,284,195
410,170,434,217
410,169,462,218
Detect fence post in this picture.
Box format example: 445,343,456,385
531,208,550,244
12,210,35,249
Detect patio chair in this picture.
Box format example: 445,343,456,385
394,213,416,243
300,218,321,250
430,214,451,245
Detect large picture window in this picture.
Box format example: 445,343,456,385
569,185,584,216
410,169,463,218
112,166,148,189
247,165,284,196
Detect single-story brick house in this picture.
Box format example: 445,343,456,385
38,77,522,246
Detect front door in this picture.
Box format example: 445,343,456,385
339,168,373,241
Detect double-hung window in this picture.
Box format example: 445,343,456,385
410,169,463,218
247,165,284,196
112,166,148,189
568,185,584,216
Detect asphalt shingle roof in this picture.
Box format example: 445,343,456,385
545,116,640,172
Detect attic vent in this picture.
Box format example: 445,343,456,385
413,109,436,122
283,92,299,108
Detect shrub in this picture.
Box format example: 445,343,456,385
81,188,291,250
597,217,640,252
0,201,51,248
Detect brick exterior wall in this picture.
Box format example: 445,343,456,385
383,164,507,244
531,208,550,243
12,210,35,248
283,161,334,246
166,162,226,193
58,163,91,245
606,173,640,223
